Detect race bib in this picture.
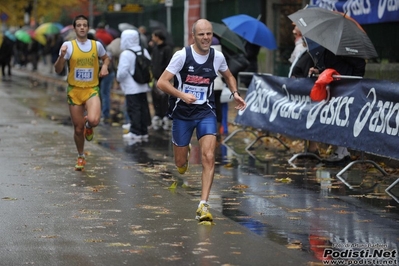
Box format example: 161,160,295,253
74,68,94,81
183,84,207,105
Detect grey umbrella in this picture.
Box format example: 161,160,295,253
288,7,378,59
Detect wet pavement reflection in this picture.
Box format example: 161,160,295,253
8,73,399,264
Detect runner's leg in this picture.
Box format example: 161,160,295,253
69,104,86,155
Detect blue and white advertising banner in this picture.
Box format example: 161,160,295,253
235,75,399,159
310,0,399,24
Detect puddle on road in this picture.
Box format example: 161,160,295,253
215,131,399,261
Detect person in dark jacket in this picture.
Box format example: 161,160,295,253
241,42,261,87
0,33,15,81
309,49,366,162
150,29,173,130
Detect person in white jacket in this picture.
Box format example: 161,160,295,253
116,29,152,142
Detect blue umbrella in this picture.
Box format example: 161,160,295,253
222,14,277,50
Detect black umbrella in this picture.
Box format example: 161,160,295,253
288,7,378,59
303,37,325,67
210,22,246,54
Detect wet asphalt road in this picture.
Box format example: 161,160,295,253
1,66,398,266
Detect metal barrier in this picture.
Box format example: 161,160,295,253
223,72,289,161
386,178,399,203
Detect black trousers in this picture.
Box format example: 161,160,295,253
126,92,150,135
151,79,169,118
214,90,222,123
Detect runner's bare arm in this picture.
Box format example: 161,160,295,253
99,55,110,77
54,45,67,74
221,69,246,111
157,70,197,104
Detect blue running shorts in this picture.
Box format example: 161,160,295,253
172,115,217,147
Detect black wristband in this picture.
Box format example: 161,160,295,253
230,91,240,99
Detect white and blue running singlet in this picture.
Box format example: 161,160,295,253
168,46,218,120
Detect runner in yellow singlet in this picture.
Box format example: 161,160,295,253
54,14,110,171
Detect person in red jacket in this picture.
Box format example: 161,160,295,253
95,22,113,46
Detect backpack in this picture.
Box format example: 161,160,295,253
127,48,152,84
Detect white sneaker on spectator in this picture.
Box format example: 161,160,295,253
326,147,350,162
123,132,141,139
122,123,131,130
162,116,172,130
141,134,149,142
125,138,142,146
152,116,162,130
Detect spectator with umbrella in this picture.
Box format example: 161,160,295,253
289,24,307,65
222,14,277,50
222,14,277,86
0,31,16,81
13,29,32,68
289,7,376,162
306,48,366,161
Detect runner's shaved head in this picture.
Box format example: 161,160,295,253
192,19,212,34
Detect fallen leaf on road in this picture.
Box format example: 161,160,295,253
197,242,211,246
288,208,311,213
224,231,242,235
107,242,131,247
160,242,183,247
131,229,151,235
85,239,103,243
336,210,352,214
2,197,17,200
275,177,292,183
264,194,288,198
286,240,302,249
232,184,249,189
40,235,58,238
223,202,241,205
287,216,301,220
121,249,144,254
162,255,182,261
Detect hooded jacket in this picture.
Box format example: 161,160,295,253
116,29,151,95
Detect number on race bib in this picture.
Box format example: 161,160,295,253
183,84,207,105
75,68,94,81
